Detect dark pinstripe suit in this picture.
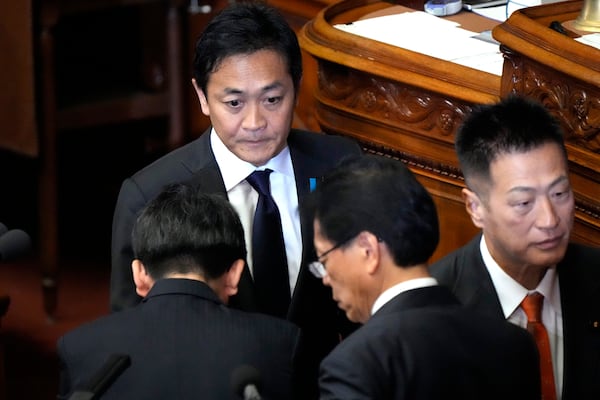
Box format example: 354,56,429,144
58,279,300,399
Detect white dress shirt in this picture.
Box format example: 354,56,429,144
479,235,564,398
210,130,302,293
371,277,438,315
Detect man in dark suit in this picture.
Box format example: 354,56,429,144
58,184,300,399
110,3,361,397
430,96,600,400
307,154,541,399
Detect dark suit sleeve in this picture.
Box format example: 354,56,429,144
110,178,146,311
318,339,387,400
56,335,77,400
509,326,542,400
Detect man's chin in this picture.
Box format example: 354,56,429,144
531,251,566,269
342,308,363,324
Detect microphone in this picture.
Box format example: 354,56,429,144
68,354,131,400
231,365,263,400
0,228,32,261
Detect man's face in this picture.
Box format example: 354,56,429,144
313,220,372,324
194,49,296,167
468,142,574,275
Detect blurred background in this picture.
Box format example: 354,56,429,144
0,1,336,398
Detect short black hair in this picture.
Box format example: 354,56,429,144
309,155,439,267
192,1,302,95
131,183,246,280
456,96,567,194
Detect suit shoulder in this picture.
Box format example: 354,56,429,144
429,248,464,281
133,138,200,179
429,236,480,279
289,129,361,155
58,310,136,352
244,309,299,331
560,242,600,287
565,242,600,263
117,137,210,203
222,307,300,338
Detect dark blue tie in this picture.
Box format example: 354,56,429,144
246,169,290,318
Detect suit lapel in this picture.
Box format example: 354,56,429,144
288,130,322,202
558,254,577,399
284,130,341,323
184,130,227,195
455,236,506,319
557,244,600,398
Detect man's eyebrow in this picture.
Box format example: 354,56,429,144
222,87,243,95
261,82,283,92
221,82,284,96
549,175,570,189
507,186,535,195
507,176,570,194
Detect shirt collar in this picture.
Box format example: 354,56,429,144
479,235,561,318
371,277,438,315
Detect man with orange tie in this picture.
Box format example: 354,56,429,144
430,96,600,400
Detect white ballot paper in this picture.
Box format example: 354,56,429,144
334,11,503,76
575,33,600,51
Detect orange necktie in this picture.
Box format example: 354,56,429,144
521,292,557,400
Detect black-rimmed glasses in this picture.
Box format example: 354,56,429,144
308,237,353,279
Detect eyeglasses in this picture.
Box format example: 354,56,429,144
309,235,384,279
308,238,352,279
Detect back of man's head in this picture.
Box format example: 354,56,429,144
310,154,439,267
456,95,567,192
131,183,247,280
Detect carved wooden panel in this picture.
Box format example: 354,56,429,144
312,60,483,259
318,61,472,140
317,60,480,166
501,47,600,156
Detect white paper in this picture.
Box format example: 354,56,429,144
575,33,600,51
472,5,509,22
334,11,503,76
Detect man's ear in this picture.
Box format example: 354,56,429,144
131,259,153,298
191,78,210,117
462,187,484,229
355,231,381,275
223,259,245,298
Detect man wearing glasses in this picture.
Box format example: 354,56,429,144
307,154,541,399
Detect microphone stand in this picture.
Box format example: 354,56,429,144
67,354,131,400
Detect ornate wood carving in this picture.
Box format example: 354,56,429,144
502,48,600,154
318,61,472,139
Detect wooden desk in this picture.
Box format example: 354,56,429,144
300,0,600,259
0,0,37,157
298,0,501,260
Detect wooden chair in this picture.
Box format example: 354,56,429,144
35,0,188,319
